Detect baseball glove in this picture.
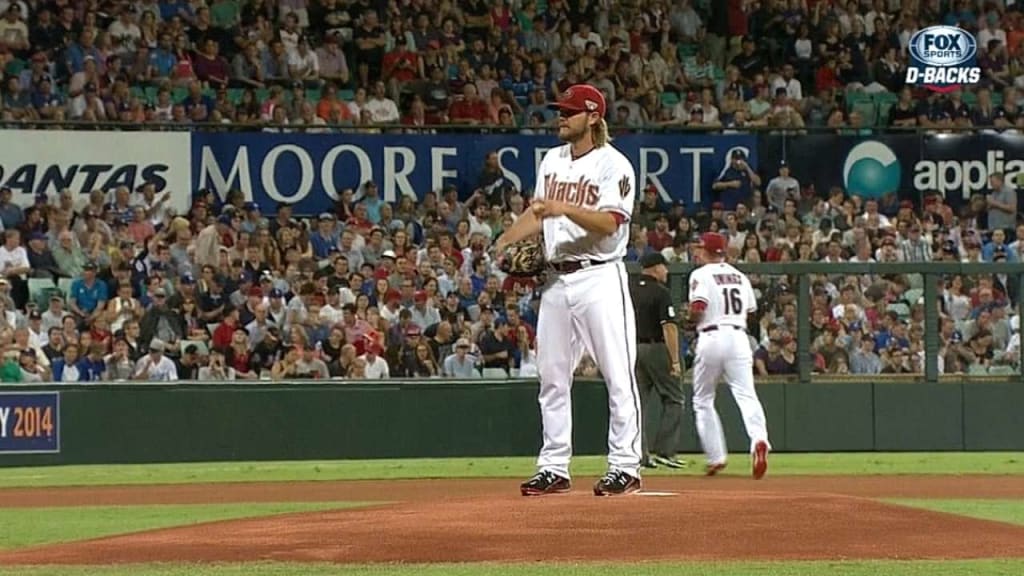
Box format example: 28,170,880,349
499,241,546,277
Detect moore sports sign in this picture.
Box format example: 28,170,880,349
190,133,756,214
0,130,755,215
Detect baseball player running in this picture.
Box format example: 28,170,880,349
687,232,770,479
495,84,642,497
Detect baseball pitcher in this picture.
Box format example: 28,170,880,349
687,232,770,479
495,84,642,497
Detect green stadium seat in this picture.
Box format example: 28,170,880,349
678,44,698,58
845,90,873,108
660,91,680,107
172,86,188,103
872,91,898,105
968,363,989,376
885,302,910,318
876,100,894,127
962,91,978,107
904,288,924,305
988,365,1016,376
339,89,355,101
27,278,56,309
57,277,73,299
850,100,877,126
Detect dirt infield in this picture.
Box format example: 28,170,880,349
3,475,1024,565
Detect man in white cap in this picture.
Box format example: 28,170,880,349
133,338,179,381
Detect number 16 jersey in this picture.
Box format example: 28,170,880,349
687,262,757,331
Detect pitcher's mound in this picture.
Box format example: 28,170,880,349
5,489,1024,565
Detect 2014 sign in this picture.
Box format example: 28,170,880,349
0,392,60,454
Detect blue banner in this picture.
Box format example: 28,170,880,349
758,133,1024,210
0,392,59,454
191,133,757,215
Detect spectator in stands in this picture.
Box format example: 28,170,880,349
360,342,389,378
132,338,177,381
443,337,477,378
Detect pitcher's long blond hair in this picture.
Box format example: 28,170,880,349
592,117,612,147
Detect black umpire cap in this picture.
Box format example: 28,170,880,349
640,252,668,269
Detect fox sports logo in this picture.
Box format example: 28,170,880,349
905,26,981,92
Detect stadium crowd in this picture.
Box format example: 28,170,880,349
0,0,1020,381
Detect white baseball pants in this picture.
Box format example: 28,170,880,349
535,262,642,479
691,329,771,466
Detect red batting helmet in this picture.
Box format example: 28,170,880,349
549,84,607,118
699,232,727,255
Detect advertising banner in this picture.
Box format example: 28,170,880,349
191,133,758,215
0,392,59,454
758,133,1024,209
0,131,193,213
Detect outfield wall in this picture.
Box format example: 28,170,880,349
0,380,1021,466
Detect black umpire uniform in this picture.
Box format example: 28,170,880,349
630,252,686,467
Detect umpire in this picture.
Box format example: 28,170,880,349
631,252,686,469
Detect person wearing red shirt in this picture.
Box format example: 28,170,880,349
382,36,418,87
437,232,464,268
212,306,241,351
448,83,492,125
317,83,354,123
647,215,674,251
402,94,430,126
346,203,374,236
815,55,843,93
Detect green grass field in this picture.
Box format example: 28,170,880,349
2,452,1023,488
0,453,1022,576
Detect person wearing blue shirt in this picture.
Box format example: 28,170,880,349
309,213,340,260
70,262,109,325
77,345,107,382
711,149,761,211
982,228,1009,262
358,181,384,225
0,186,24,230
159,0,194,22
65,36,103,75
149,35,177,77
182,81,215,116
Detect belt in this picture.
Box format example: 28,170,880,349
700,324,746,333
548,259,609,273
638,338,664,344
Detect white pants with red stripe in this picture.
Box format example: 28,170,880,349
691,328,771,466
534,261,642,479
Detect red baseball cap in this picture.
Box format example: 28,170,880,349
549,84,606,118
699,232,727,254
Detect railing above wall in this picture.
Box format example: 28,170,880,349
0,120,1010,134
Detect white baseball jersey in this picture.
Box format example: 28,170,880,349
688,262,757,330
533,144,636,262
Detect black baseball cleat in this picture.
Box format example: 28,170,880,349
593,470,641,496
521,470,571,496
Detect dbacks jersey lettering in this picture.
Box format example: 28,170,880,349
688,263,757,330
534,144,635,263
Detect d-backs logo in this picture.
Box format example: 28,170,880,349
618,175,630,198
544,174,600,207
905,25,981,93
